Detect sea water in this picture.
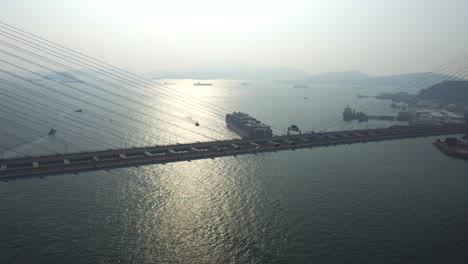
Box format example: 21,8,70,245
1,80,468,263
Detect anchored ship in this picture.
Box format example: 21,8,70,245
193,82,213,86
226,112,273,139
343,106,354,121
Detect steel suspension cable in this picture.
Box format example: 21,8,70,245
0,62,208,142
0,78,171,145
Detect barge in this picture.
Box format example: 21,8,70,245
433,137,468,160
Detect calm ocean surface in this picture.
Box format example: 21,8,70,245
1,80,468,263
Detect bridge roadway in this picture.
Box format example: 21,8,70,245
1,124,467,180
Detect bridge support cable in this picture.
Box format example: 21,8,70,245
0,21,287,135
316,52,468,131
0,22,284,136
0,56,225,142
0,78,170,146
0,21,233,117
0,116,89,153
0,62,220,143
1,69,185,147
0,41,228,130
366,60,468,129
321,53,468,131
0,96,128,149
314,51,468,132
0,65,207,144
0,106,117,150
0,28,228,121
0,130,59,155
0,145,29,158
360,58,468,127
0,88,153,148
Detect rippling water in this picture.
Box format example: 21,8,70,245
1,80,468,263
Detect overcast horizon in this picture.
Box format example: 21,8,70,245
1,0,468,76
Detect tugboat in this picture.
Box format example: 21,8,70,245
48,128,57,135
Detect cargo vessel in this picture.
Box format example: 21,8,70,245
193,82,213,86
226,112,273,138
343,106,353,121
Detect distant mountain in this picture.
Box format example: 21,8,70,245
143,66,464,88
303,71,464,87
144,65,311,80
417,80,468,104
360,72,465,87
304,71,371,84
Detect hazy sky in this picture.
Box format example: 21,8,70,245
1,0,467,75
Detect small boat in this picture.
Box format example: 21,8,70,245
294,84,309,88
75,109,83,112
241,82,251,85
163,82,176,85
304,97,308,99
195,122,200,126
48,128,57,135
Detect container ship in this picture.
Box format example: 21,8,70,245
226,112,273,139
193,82,213,86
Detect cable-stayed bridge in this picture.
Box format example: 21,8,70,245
1,21,468,181
1,125,467,180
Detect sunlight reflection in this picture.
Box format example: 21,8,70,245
123,155,266,262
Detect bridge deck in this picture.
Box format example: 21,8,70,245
1,125,466,180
